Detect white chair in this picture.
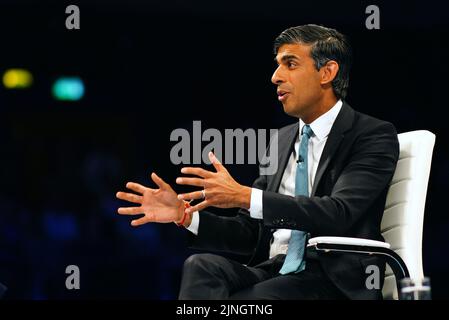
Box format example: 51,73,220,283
307,130,436,299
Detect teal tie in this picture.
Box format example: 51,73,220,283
279,124,313,275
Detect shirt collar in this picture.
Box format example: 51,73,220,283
299,100,343,141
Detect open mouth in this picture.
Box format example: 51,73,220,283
277,90,289,101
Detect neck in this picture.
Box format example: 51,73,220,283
301,95,338,124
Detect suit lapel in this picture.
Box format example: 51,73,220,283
265,102,355,195
311,102,355,196
267,123,298,192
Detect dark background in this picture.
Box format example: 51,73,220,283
0,0,448,299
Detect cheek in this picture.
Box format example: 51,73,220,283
291,70,316,91
302,74,322,96
292,76,316,99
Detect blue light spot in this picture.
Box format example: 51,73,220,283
52,77,85,101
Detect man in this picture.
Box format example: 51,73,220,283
116,24,399,299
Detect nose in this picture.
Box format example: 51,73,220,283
271,66,285,85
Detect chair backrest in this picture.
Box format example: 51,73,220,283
381,130,435,299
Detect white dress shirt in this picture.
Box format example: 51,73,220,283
187,100,343,259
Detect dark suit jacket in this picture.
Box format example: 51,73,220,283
188,101,399,300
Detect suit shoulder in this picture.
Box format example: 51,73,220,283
353,109,397,135
347,107,400,160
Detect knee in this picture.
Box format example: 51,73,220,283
183,253,222,273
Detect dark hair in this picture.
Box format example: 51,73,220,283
273,24,352,99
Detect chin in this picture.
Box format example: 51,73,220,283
282,103,299,117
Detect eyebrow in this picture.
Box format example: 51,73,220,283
274,54,300,64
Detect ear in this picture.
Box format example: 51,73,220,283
320,60,339,85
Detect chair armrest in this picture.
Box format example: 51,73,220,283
308,236,391,249
307,236,410,289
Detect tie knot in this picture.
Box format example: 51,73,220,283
301,125,313,138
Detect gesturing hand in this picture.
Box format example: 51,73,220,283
116,172,185,227
176,152,252,214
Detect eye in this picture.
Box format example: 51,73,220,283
287,61,297,68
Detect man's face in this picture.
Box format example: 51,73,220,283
272,43,323,119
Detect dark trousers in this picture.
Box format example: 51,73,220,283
178,253,346,300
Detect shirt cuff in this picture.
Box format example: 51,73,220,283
249,188,263,219
185,211,199,235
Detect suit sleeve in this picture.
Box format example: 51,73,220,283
262,122,399,235
187,170,268,255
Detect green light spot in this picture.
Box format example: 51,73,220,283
52,77,85,101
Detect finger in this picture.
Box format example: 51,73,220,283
117,206,143,215
151,172,169,190
131,216,151,227
126,182,146,194
177,190,204,201
180,167,213,178
186,200,210,214
116,191,143,204
209,151,226,173
176,177,204,187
